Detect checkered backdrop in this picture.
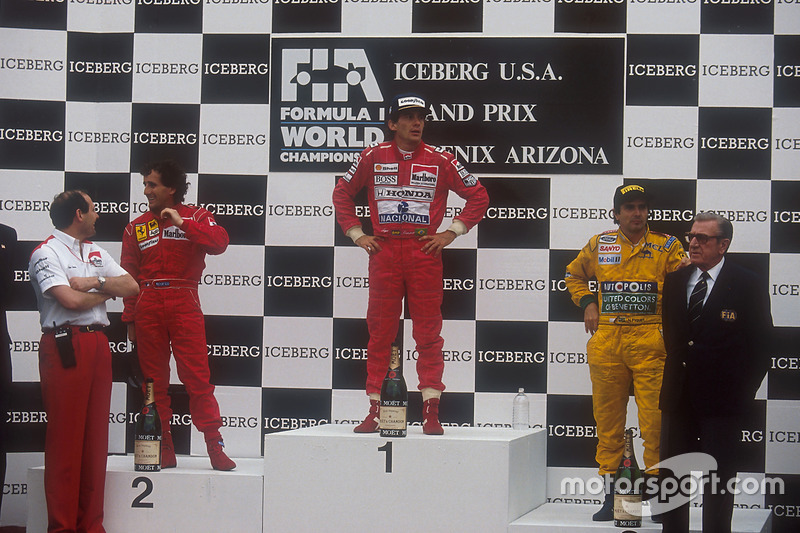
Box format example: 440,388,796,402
1,0,799,529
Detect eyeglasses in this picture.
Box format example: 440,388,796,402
685,232,721,245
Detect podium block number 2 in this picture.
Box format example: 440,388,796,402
131,476,155,508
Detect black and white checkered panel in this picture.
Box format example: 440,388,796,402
1,0,799,529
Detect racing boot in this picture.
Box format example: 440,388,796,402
422,398,444,435
161,429,177,469
205,434,236,471
354,398,380,433
593,474,614,521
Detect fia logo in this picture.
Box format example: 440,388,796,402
281,48,383,103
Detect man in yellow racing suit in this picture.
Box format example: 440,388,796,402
565,184,687,522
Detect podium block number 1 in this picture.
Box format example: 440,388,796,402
378,441,393,473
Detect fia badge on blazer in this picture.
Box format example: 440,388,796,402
721,309,737,322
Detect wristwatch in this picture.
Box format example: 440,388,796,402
97,276,106,290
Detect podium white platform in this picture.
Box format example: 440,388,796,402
262,424,546,533
27,456,264,533
509,503,772,533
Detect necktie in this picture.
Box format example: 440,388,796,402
688,272,708,325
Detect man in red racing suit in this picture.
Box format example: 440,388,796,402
332,94,489,435
121,160,235,471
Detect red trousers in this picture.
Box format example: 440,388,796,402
133,286,222,435
365,238,445,395
39,329,111,533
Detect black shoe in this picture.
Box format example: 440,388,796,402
592,492,614,522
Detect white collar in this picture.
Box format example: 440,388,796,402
52,229,83,254
696,256,725,282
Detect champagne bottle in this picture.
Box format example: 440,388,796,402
379,345,407,438
614,428,642,527
134,378,162,472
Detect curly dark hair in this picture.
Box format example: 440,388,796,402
140,159,189,204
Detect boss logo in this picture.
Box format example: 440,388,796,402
374,174,398,185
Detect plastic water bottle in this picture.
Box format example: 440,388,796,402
512,388,529,430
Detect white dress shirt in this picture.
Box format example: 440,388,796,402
29,229,127,329
686,257,725,308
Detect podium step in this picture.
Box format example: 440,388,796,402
27,456,263,533
263,424,546,533
509,503,772,533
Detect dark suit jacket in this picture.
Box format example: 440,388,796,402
1,223,16,451
659,259,773,416
0,223,15,382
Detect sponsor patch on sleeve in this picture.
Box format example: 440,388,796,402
343,161,359,182
452,159,477,187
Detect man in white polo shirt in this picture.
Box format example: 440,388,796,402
29,190,138,533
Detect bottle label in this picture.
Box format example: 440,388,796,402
380,406,407,430
613,493,642,522
135,440,161,466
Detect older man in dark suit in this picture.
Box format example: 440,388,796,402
659,212,773,533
